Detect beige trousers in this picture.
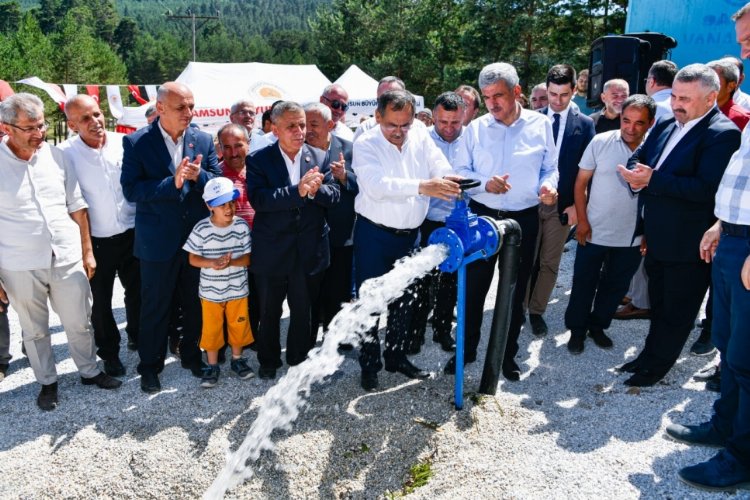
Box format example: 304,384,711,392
527,202,570,315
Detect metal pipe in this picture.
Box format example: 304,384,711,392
479,219,522,395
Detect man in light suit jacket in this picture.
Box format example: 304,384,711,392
304,103,357,336
618,64,741,386
246,101,340,379
121,82,221,393
527,64,596,338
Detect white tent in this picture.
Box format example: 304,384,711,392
334,64,424,127
114,61,333,133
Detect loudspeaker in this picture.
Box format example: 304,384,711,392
587,32,677,108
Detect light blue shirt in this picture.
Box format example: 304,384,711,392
454,108,558,211
426,125,463,222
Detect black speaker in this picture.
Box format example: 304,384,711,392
587,32,677,108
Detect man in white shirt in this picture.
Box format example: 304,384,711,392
319,83,355,141
0,93,122,410
353,90,461,391
645,60,678,123
58,95,140,378
229,99,273,153
451,62,559,381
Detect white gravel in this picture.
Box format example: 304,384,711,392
0,241,744,499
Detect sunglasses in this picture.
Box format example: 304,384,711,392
322,95,349,112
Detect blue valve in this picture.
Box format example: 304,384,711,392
428,179,502,410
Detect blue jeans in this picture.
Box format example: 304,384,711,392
710,231,750,468
565,243,641,335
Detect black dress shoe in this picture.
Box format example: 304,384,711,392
433,331,456,352
502,359,521,382
624,369,665,387
529,313,548,337
665,422,727,447
567,334,585,354
361,372,379,391
258,366,277,380
140,372,161,394
384,358,430,379
182,360,208,378
618,359,642,373
82,371,123,389
37,382,58,411
104,358,126,377
587,327,613,349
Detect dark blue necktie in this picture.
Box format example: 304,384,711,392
552,113,561,143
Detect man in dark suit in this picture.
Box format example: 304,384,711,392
121,81,221,393
527,64,596,338
304,103,357,336
618,64,741,386
246,101,340,379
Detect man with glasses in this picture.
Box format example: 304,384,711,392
230,99,274,153
0,93,122,410
320,84,354,141
353,89,461,391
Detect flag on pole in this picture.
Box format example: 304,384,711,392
17,77,67,107
107,85,124,119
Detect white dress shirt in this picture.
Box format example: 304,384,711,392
546,104,571,151
655,107,714,170
734,88,750,112
353,124,454,229
426,126,463,222
158,121,185,172
280,145,302,185
0,141,88,271
353,115,426,142
454,109,559,211
249,131,276,154
57,132,135,238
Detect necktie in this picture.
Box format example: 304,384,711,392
552,113,561,143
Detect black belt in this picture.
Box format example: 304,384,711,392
469,201,539,219
360,216,418,236
92,228,134,240
722,221,750,238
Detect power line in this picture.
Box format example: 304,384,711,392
166,9,220,62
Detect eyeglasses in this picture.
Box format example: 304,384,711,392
322,95,349,112
234,110,256,117
7,121,50,134
381,122,412,133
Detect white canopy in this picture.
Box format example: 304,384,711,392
334,64,424,127
116,61,333,132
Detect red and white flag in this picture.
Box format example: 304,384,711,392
17,77,66,105
107,85,124,119
86,85,100,103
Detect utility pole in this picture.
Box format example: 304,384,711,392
166,9,220,61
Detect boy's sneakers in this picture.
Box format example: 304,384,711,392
230,357,255,380
201,365,220,388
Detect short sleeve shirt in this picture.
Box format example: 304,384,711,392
183,216,252,302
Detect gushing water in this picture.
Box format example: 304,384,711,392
203,244,448,499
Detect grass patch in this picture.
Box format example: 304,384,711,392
386,455,434,498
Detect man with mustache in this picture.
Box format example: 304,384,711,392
58,95,140,378
618,64,741,387
452,62,559,381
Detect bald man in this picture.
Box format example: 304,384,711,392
59,95,140,377
121,81,221,393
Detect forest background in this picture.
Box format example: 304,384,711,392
0,0,627,113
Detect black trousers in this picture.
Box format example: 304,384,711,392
138,251,202,375
464,202,538,366
254,263,324,369
635,254,711,376
312,245,354,334
410,219,457,343
90,229,140,361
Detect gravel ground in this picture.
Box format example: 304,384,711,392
0,241,745,499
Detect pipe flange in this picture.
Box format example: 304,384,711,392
428,228,465,273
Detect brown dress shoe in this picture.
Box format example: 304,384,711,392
613,303,651,320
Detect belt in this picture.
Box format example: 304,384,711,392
360,216,418,236
722,221,750,238
469,201,539,219
92,228,134,240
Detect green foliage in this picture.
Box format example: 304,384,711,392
311,0,627,104
0,1,22,34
